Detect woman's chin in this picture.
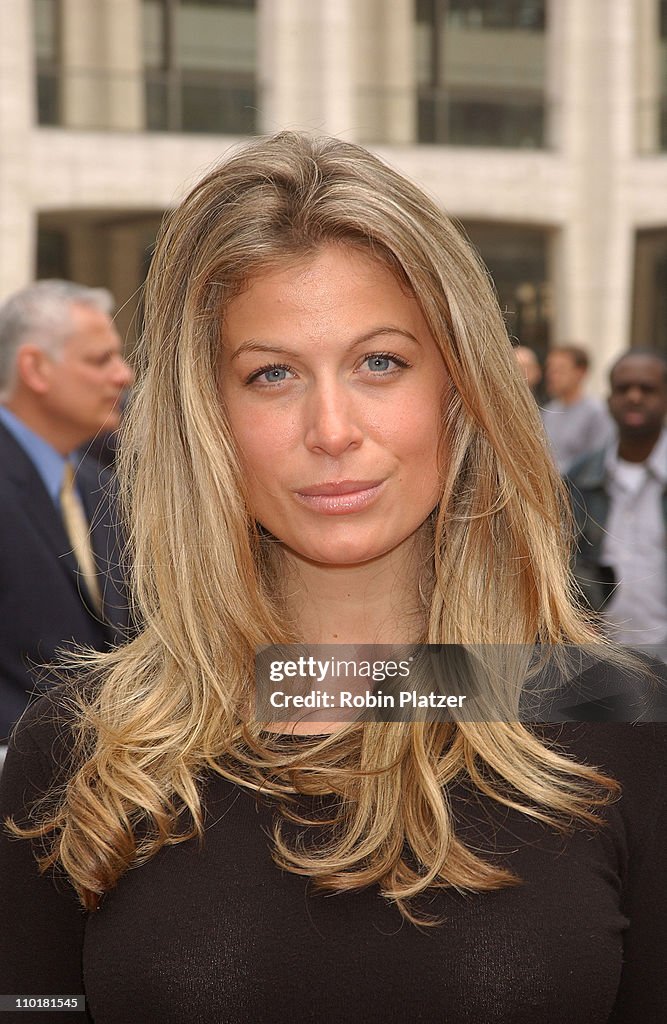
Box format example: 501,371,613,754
288,547,385,569
281,535,419,571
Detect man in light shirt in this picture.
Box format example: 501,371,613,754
0,280,134,744
567,350,667,646
542,344,614,474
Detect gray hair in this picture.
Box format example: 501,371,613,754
0,279,114,398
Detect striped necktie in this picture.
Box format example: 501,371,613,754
59,462,102,613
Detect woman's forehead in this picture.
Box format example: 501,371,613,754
220,245,434,349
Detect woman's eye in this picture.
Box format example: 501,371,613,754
247,364,294,385
262,367,288,382
368,356,392,372
362,353,410,374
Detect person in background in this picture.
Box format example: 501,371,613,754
567,350,667,646
542,344,614,473
0,280,134,744
513,345,542,394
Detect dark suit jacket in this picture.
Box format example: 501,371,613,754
0,422,132,740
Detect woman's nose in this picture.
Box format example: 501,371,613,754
303,384,364,457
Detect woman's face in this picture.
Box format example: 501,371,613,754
219,244,449,568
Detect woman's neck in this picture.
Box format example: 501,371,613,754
282,531,429,645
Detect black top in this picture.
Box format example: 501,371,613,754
1,695,665,1024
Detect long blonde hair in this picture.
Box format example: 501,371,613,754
15,133,616,923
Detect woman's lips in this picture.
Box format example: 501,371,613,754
294,480,385,515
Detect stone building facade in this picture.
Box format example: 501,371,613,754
1,0,667,385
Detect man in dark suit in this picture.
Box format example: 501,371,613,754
0,280,134,742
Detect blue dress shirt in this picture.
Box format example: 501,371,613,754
0,406,74,505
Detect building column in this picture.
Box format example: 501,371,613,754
635,0,661,153
100,0,144,131
61,0,105,128
354,0,416,144
258,0,354,136
258,0,317,131
549,0,636,390
381,0,417,144
317,0,354,136
61,0,143,130
0,0,35,296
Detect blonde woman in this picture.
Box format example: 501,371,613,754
1,134,664,1024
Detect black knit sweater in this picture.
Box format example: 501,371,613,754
1,695,665,1024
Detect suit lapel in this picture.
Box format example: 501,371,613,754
0,423,117,629
0,423,84,583
76,456,130,632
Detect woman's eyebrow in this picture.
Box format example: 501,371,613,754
230,326,422,361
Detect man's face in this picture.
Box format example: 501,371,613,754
514,347,541,390
545,351,585,401
40,303,133,448
608,355,667,440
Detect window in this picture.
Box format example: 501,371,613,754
632,229,667,354
36,228,69,279
660,0,667,148
142,0,257,134
34,0,60,125
416,0,547,147
446,0,545,30
463,222,551,357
